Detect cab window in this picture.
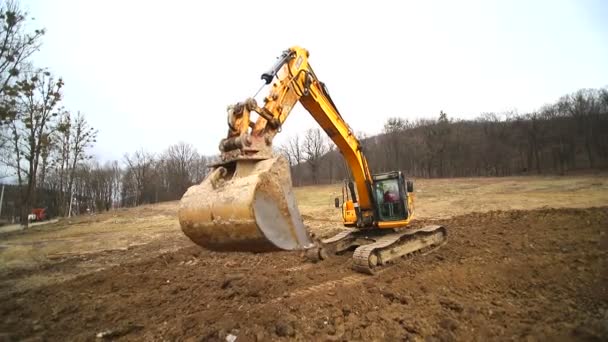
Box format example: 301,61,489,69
373,178,406,221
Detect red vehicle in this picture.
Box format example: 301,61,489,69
30,208,48,222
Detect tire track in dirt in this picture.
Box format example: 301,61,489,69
275,273,367,302
285,264,314,272
282,237,446,302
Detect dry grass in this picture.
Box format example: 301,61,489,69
0,202,182,271
413,174,608,219
294,174,608,221
1,174,607,275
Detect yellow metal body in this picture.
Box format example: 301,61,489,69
342,200,357,226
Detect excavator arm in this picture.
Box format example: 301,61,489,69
218,46,375,227
178,46,377,252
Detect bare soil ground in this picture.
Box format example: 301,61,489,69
1,175,607,341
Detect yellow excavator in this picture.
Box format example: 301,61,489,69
178,46,447,274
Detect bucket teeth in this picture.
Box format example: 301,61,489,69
178,156,313,252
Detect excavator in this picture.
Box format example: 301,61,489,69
178,46,447,274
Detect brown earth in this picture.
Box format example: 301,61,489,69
1,176,607,341
1,207,606,341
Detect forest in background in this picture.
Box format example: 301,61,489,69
281,87,608,186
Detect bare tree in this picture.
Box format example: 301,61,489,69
0,0,45,98
381,117,410,172
278,134,305,185
37,131,52,186
65,111,97,211
4,69,62,226
53,110,71,212
282,134,303,166
110,160,122,207
160,142,199,199
123,149,154,206
383,117,408,134
76,160,118,212
302,128,328,184
192,155,209,184
0,0,45,174
324,140,344,184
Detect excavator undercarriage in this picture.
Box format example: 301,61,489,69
307,225,447,274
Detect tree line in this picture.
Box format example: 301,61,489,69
280,87,608,185
0,137,210,225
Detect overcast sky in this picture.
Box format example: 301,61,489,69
19,0,608,162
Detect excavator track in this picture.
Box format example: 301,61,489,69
306,225,447,274
305,229,357,262
351,225,447,274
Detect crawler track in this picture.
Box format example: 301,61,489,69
310,225,448,274
351,225,447,274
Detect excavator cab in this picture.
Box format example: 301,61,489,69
372,171,411,222
338,171,413,226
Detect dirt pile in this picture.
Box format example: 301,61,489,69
1,207,607,341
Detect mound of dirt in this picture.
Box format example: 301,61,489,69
1,207,607,341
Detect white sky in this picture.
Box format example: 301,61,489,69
20,0,608,162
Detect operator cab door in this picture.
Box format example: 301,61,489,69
372,172,409,222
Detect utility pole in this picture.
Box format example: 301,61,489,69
0,184,4,218
68,190,74,217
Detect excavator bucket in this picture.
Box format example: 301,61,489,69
178,156,314,252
